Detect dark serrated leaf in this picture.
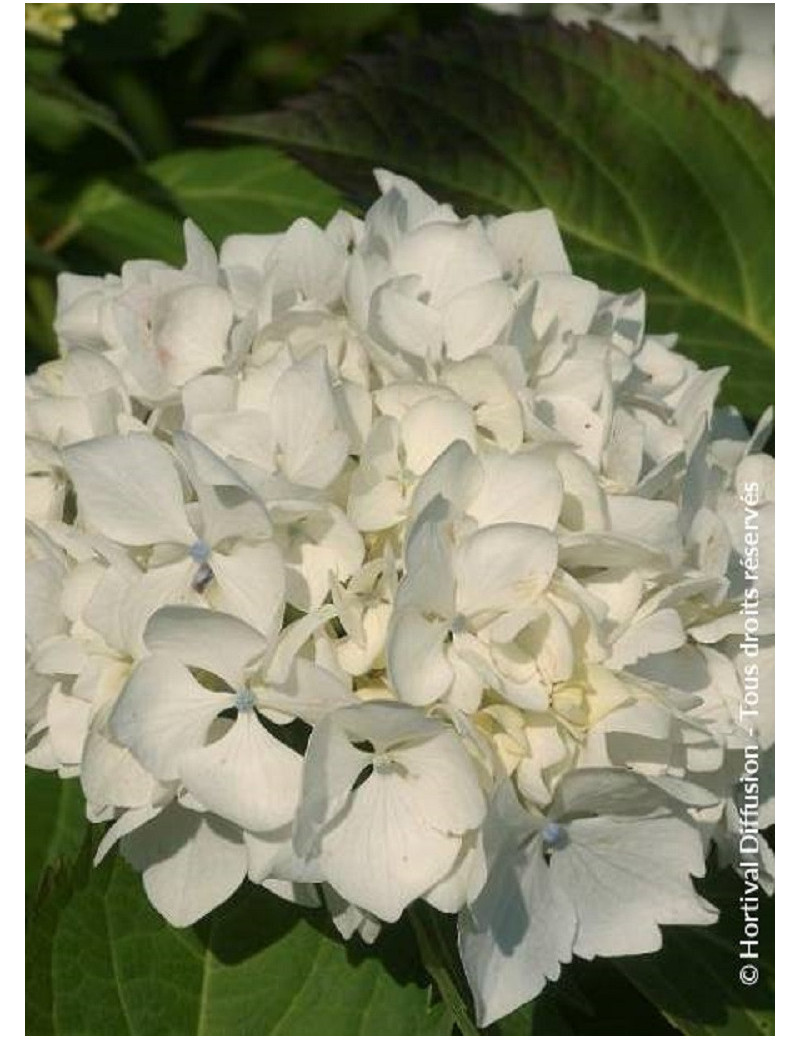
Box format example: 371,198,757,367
203,19,774,418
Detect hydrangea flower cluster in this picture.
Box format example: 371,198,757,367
26,172,774,1025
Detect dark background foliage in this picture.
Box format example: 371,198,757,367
27,3,485,370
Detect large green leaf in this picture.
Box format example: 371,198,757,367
496,957,679,1036
615,869,775,1035
60,146,344,269
204,20,774,418
25,768,88,897
26,862,81,1036
28,853,452,1036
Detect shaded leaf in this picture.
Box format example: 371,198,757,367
25,768,88,897
31,853,451,1035
26,69,141,158
64,146,344,268
205,20,774,417
615,870,774,1035
494,954,678,1036
26,860,84,1035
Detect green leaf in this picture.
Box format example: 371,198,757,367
615,870,775,1035
204,20,774,418
408,903,477,1034
149,147,344,242
493,950,679,1035
60,146,345,269
30,854,451,1035
26,860,84,1035
26,68,141,158
25,768,88,897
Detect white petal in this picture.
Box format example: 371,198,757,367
552,767,675,819
33,635,85,676
396,731,486,833
552,447,609,532
182,219,219,282
63,434,195,546
270,350,349,488
607,497,681,560
319,768,463,922
387,608,453,706
155,285,232,387
325,887,381,942
409,440,483,526
459,835,576,1027
532,393,606,467
245,825,325,886
332,700,444,750
144,606,268,687
532,273,600,339
220,232,280,273
182,372,237,421
209,543,285,646
283,506,364,611
268,606,337,685
173,431,272,546
265,657,354,725
392,221,501,306
442,355,523,451
111,654,229,780
121,804,247,927
400,395,476,475
94,806,162,865
470,451,563,530
550,815,716,959
82,718,162,811
47,686,91,766
370,278,443,360
181,712,302,831
348,469,406,532
271,217,344,304
424,836,487,913
455,524,557,618
374,169,455,231
443,279,513,359
400,503,456,617
487,209,571,280
294,714,371,856
608,608,686,669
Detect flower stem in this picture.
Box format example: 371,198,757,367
408,903,480,1036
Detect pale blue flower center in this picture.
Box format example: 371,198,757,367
541,821,567,848
449,613,469,634
189,539,211,563
373,752,407,777
234,687,256,714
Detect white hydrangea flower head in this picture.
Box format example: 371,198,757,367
25,171,773,1025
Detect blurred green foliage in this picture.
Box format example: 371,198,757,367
25,3,484,371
